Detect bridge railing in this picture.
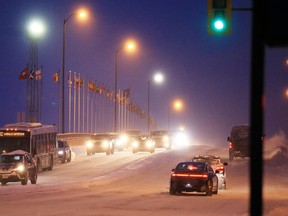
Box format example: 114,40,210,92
57,133,92,146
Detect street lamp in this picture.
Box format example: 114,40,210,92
114,39,137,133
147,72,164,133
168,99,184,131
61,10,87,133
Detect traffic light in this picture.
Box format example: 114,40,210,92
208,0,232,36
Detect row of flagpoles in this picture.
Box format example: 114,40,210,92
19,67,157,133
58,71,156,133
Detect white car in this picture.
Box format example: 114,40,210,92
192,155,228,189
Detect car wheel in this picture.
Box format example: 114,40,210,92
37,159,42,173
21,172,28,185
1,181,7,185
30,171,37,184
229,152,234,161
61,155,66,163
169,183,177,195
67,152,72,162
206,181,213,196
47,156,53,171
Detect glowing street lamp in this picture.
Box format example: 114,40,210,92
168,99,184,131
114,39,137,133
61,9,88,133
27,19,46,39
148,72,164,133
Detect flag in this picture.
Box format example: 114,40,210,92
52,73,59,83
76,78,84,88
28,70,35,79
88,81,95,91
18,67,28,80
35,69,42,80
123,88,130,99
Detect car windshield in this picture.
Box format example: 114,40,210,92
58,142,64,148
176,162,205,172
0,155,23,163
193,157,221,165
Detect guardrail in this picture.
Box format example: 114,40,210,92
57,133,92,146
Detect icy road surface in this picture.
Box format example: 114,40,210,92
0,144,287,216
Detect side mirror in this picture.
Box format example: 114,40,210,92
223,162,228,166
227,137,230,141
171,168,175,172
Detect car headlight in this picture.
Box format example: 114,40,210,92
102,140,109,147
120,134,128,143
86,140,93,149
163,135,169,142
15,164,25,172
58,150,64,155
132,141,139,148
146,141,153,148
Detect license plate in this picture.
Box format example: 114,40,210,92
2,174,9,179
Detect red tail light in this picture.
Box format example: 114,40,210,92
229,142,232,149
171,173,208,178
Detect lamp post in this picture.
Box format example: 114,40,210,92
61,11,87,133
114,40,137,133
168,99,184,131
27,18,46,123
147,72,164,134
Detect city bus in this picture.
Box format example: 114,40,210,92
0,122,58,172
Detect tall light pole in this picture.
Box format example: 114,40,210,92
61,11,87,133
147,72,164,134
168,99,184,131
114,40,137,133
26,18,46,123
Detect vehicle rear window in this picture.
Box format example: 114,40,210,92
176,162,205,172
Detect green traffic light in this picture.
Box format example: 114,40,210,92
212,18,226,32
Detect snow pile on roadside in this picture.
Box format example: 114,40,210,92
264,131,288,167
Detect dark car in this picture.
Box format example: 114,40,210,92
132,135,155,153
169,161,218,196
0,150,37,185
86,133,115,155
192,155,228,189
57,140,72,163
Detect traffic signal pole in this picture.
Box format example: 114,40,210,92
249,1,264,215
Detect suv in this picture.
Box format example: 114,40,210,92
57,140,72,163
150,130,171,150
227,125,250,161
0,150,37,185
192,155,228,189
132,135,155,153
86,133,115,155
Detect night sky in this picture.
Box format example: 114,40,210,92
1,0,287,147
